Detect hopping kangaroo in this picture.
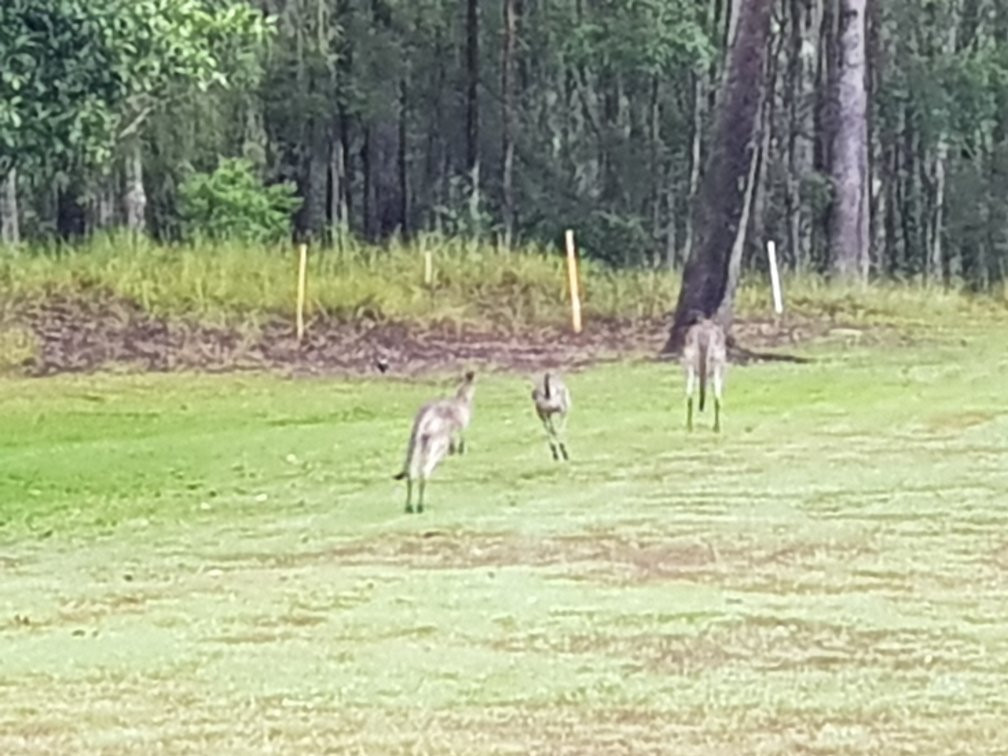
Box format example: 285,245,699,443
531,372,571,460
393,371,476,513
681,317,727,432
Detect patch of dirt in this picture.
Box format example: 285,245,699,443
218,529,875,590
6,290,832,377
492,619,961,678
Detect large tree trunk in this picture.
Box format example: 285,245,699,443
1,169,18,245
662,0,774,354
828,0,870,281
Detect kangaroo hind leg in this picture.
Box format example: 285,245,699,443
712,365,724,433
685,367,696,431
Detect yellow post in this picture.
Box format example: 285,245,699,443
423,249,433,287
296,243,308,342
564,229,582,334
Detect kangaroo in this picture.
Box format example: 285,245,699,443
393,371,476,513
531,372,571,460
681,317,727,432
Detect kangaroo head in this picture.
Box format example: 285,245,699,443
457,370,476,401
684,308,707,327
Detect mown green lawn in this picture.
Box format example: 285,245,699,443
2,325,1008,753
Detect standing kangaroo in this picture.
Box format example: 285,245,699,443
393,371,476,513
681,317,727,432
531,372,571,461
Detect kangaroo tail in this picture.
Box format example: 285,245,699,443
397,420,423,481
698,334,708,413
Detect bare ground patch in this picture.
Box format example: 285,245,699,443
4,290,858,377
492,618,985,678
213,528,877,589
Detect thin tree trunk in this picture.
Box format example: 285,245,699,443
362,127,374,239
399,79,409,237
649,76,662,267
829,0,870,281
501,0,516,248
303,116,329,242
465,0,480,183
930,4,960,284
664,0,775,353
1,169,19,245
95,179,116,229
58,181,87,240
786,0,821,269
664,167,678,270
124,142,147,235
330,134,348,246
682,72,705,262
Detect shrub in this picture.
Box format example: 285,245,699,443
179,158,301,244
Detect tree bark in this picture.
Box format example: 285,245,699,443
663,0,774,354
0,169,19,245
828,0,870,281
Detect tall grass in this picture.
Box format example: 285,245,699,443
1,232,1005,329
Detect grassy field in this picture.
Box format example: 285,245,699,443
2,320,1008,753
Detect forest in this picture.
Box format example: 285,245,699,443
2,0,1007,292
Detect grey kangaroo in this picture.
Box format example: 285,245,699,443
681,317,727,432
393,370,476,513
531,372,571,460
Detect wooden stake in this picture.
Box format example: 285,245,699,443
564,229,583,334
767,240,784,316
296,243,308,342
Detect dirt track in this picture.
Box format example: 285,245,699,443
4,291,822,376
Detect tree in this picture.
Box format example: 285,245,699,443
0,0,269,234
829,0,870,281
465,0,481,220
662,0,774,353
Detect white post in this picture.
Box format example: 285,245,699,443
423,249,433,287
767,240,784,316
564,229,583,334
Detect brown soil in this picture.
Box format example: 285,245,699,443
4,290,828,377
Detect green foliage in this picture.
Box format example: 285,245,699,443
178,158,301,244
0,0,270,174
561,0,711,75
